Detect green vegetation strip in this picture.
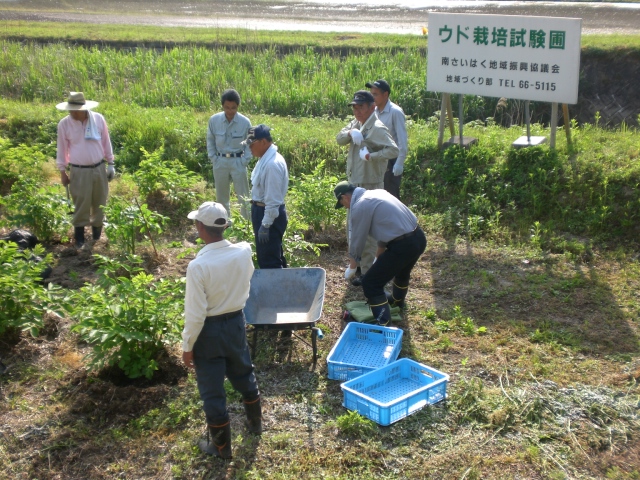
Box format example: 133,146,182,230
1,20,640,51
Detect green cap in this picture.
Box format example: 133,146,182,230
333,181,355,209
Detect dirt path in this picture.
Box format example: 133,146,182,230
2,0,640,35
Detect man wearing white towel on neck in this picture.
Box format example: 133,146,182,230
56,91,115,249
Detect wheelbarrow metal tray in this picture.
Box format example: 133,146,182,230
244,267,325,328
327,322,403,381
341,358,449,426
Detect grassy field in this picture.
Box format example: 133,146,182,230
0,22,639,480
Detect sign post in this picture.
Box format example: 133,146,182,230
427,13,581,148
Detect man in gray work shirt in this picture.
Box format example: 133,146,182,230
366,79,408,199
207,89,252,220
334,181,426,326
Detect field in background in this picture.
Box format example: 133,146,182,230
0,23,639,480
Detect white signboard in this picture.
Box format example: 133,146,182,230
427,13,582,104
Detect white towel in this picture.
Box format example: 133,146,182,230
84,111,102,141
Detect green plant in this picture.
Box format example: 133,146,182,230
0,138,50,194
133,145,201,214
103,197,167,255
0,241,59,336
288,160,344,232
0,177,71,242
70,254,184,379
335,410,376,439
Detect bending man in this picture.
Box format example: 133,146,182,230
334,181,426,326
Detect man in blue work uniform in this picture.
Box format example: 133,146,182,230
207,89,252,220
366,79,408,199
246,124,289,269
334,181,426,326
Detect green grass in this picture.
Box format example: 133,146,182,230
0,20,639,480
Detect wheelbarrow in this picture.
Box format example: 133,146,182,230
244,267,325,368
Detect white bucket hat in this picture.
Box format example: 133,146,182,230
56,92,99,111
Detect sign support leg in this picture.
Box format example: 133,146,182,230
550,102,558,148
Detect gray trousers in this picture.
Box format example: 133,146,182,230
383,158,402,199
193,312,258,424
212,156,250,220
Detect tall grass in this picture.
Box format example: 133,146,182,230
0,41,435,117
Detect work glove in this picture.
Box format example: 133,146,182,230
106,164,116,181
359,146,370,161
344,266,357,280
349,129,363,145
393,162,404,176
258,225,270,244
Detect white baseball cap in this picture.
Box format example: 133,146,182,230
187,202,230,227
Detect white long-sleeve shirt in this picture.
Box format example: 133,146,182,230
182,240,254,352
250,144,289,227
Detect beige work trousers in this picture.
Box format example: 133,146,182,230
69,164,109,227
347,181,383,275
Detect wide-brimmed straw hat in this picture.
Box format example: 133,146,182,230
56,92,99,111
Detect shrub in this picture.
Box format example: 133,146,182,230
70,255,184,379
0,241,57,336
0,138,51,194
0,176,71,242
133,145,202,216
103,197,167,255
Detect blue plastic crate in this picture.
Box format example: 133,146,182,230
341,358,449,426
327,322,402,381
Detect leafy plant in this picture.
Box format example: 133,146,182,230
70,254,184,379
0,176,71,242
335,410,376,439
0,138,50,194
133,145,201,214
0,241,59,336
103,197,167,255
288,160,345,232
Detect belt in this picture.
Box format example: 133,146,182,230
250,200,266,207
389,227,420,245
218,152,244,158
205,309,243,322
69,160,105,169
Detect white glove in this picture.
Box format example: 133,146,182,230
350,129,363,145
106,164,116,181
372,257,377,264
393,162,404,176
344,266,357,280
359,146,370,161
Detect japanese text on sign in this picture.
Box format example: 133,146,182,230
426,13,582,103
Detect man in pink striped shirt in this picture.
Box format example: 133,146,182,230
56,92,115,249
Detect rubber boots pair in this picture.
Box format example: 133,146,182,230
74,226,102,249
386,279,410,309
368,294,392,326
199,420,232,459
243,395,263,435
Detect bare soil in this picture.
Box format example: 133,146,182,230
1,229,639,479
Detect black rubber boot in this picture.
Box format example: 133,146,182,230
92,226,102,241
243,395,263,435
369,294,392,326
199,421,232,459
74,226,85,248
386,279,410,309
